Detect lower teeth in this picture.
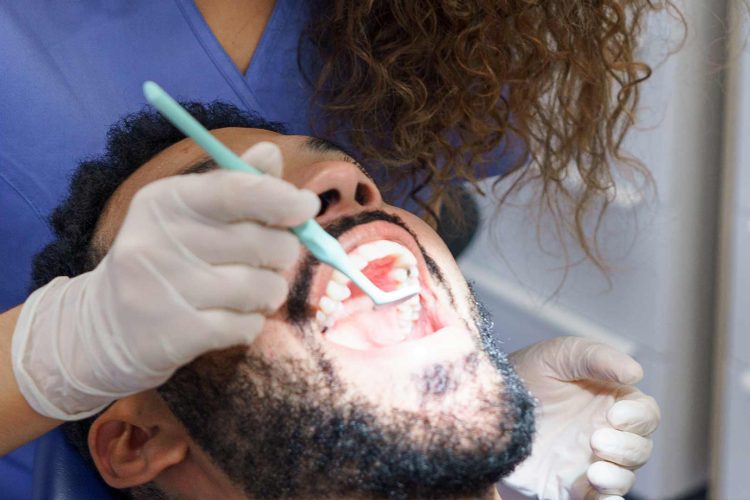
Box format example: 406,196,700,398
371,326,411,346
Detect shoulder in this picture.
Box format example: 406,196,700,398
0,173,53,308
0,170,51,238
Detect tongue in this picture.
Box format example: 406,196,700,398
349,255,400,298
325,299,409,348
327,255,423,349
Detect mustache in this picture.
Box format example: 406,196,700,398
285,210,444,326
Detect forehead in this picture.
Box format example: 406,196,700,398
113,127,317,199
96,127,345,246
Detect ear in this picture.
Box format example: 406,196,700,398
88,392,189,489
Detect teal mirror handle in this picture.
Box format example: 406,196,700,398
143,82,351,278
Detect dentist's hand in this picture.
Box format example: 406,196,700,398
504,336,660,500
12,142,319,420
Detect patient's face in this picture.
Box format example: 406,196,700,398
94,128,534,498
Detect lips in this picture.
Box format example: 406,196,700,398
315,240,419,329
305,220,446,350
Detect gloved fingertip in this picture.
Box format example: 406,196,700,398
240,141,284,178
267,273,291,311
292,189,322,221
587,461,635,495
555,338,643,384
243,330,262,345
590,427,618,451
607,399,659,435
617,356,644,385
608,400,638,428
591,426,654,468
590,347,643,385
274,235,303,270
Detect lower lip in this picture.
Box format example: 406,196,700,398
323,325,474,362
323,284,441,350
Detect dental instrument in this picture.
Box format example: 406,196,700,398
142,81,419,307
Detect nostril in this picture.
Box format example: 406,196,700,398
317,189,341,216
355,183,371,205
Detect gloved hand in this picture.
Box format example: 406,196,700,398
12,142,319,420
504,336,660,500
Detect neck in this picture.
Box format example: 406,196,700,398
194,0,277,74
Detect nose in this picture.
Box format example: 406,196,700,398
302,160,383,224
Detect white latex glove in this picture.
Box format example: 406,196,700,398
503,336,660,500
12,142,319,420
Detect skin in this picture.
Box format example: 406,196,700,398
84,128,506,498
0,305,61,454
194,0,276,74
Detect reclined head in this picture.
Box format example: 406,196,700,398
32,103,535,499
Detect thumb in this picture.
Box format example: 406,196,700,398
552,337,643,385
240,141,284,178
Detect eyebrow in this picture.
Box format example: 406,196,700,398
180,158,218,175
303,137,373,180
304,137,353,158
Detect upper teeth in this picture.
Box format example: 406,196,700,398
396,294,422,335
326,281,351,301
316,239,421,337
319,296,340,315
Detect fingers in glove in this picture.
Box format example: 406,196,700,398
608,392,661,436
196,309,266,347
587,461,636,496
576,476,627,500
591,427,653,467
543,337,643,384
179,264,289,313
183,222,301,270
240,141,284,178
141,309,266,371
152,169,320,226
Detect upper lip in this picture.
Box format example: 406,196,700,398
306,220,436,318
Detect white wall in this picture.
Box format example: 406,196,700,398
711,1,750,498
459,2,728,497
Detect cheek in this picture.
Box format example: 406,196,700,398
250,318,310,362
389,208,475,315
391,208,453,259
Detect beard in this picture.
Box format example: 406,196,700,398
156,285,536,499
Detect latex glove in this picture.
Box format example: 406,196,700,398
12,142,319,420
503,336,660,500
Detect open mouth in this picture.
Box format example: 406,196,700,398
310,225,446,350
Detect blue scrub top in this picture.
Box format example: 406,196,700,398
0,1,522,496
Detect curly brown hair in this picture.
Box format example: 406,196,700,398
303,0,682,270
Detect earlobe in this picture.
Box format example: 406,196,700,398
88,403,189,489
